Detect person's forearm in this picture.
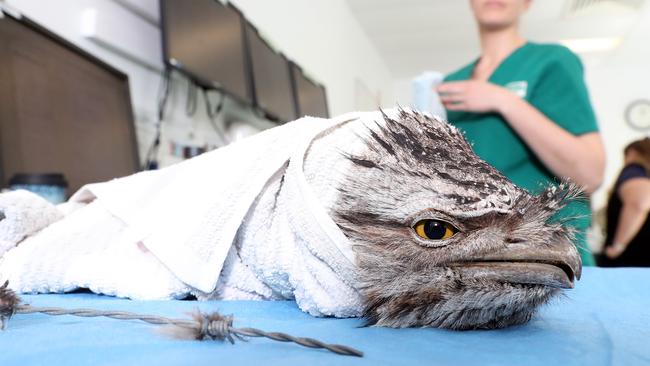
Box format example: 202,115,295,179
611,203,649,250
497,93,604,192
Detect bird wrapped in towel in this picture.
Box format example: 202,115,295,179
0,108,581,330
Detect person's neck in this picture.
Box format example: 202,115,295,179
625,156,642,166
474,25,526,78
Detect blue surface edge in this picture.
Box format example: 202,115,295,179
1,267,649,366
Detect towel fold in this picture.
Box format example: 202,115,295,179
0,110,398,316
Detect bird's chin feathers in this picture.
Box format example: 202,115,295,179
363,278,560,330
333,109,583,330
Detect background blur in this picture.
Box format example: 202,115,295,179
1,0,648,246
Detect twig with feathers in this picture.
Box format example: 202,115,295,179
0,281,362,357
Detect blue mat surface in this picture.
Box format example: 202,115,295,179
1,267,649,366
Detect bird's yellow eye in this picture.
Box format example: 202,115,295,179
414,219,458,240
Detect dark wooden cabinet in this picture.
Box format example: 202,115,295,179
0,14,139,194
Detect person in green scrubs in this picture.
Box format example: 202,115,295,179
438,0,605,265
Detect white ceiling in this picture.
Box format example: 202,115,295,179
346,0,646,78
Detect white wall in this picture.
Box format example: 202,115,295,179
584,6,650,210
2,0,393,167
227,0,394,114
392,77,412,107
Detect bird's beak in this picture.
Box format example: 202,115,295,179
448,238,582,289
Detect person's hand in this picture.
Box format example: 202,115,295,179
437,80,512,113
605,243,626,259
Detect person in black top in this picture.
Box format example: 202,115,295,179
599,138,650,267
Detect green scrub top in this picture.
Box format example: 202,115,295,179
444,42,599,266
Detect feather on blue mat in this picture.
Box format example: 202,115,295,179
0,267,648,366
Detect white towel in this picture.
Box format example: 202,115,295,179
0,190,62,257
0,110,396,317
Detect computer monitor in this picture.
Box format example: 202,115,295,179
160,0,252,103
245,23,296,122
291,63,329,118
0,13,139,193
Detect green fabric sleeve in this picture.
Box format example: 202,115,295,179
529,49,599,136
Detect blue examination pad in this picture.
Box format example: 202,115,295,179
0,267,648,366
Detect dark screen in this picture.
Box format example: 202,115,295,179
246,24,296,122
0,15,139,193
291,64,329,118
161,0,250,102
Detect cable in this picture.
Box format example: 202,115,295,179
143,67,172,170
203,88,225,119
202,88,228,146
158,68,172,122
0,282,363,357
185,79,198,117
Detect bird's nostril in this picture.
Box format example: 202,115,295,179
505,237,524,244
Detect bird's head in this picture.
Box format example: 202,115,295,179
333,109,582,329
